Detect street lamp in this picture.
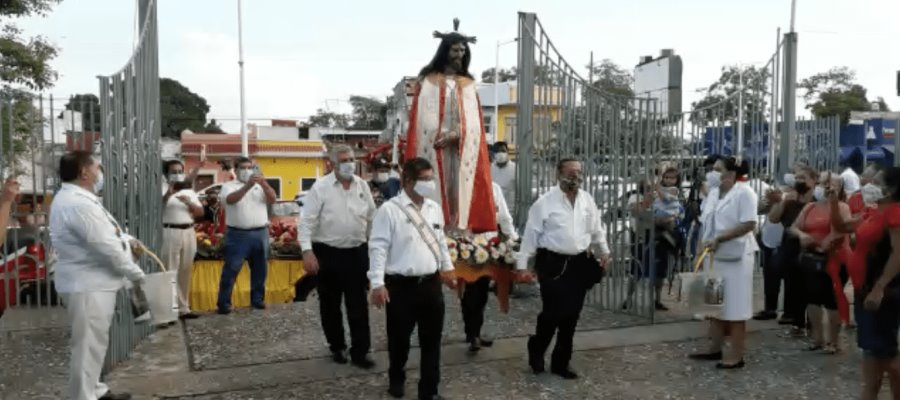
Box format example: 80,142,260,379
238,0,248,157
493,38,518,144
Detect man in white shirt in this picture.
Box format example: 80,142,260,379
368,157,457,400
50,151,145,400
459,182,519,353
517,157,610,380
490,141,516,216
161,160,203,319
299,144,377,368
217,157,277,314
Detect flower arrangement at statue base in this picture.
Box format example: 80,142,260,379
195,223,225,260
446,231,519,268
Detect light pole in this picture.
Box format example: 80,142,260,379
238,0,248,157
493,38,518,144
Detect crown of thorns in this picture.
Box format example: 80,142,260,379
433,18,477,44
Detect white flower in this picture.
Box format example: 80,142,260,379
503,253,516,265
446,238,458,249
449,248,458,262
497,243,508,253
474,247,490,264
490,249,501,260
460,249,471,261
473,235,489,247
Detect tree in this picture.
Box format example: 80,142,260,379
159,77,218,138
691,64,770,125
481,67,517,83
1,1,60,92
308,109,350,129
587,59,634,98
203,119,224,133
63,94,101,132
348,95,387,130
799,67,872,124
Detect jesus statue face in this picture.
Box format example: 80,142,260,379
447,42,467,74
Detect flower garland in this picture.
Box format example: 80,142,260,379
446,233,519,266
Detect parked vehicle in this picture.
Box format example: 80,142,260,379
0,227,53,317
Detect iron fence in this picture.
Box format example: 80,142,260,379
514,12,840,322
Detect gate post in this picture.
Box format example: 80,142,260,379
515,12,536,225
779,32,798,179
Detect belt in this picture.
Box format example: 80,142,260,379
163,223,193,230
227,226,267,231
385,272,438,285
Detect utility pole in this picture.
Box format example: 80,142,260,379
238,0,248,157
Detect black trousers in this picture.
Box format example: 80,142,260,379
780,244,807,328
314,243,371,359
530,249,593,370
385,273,444,398
460,277,490,341
761,246,783,312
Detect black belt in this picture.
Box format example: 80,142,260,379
227,226,267,231
163,223,193,230
385,272,438,285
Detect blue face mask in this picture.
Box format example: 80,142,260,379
93,171,104,194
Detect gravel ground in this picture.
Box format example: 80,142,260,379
183,287,676,370
174,329,889,400
0,329,69,400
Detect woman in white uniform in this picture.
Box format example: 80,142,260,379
689,157,758,369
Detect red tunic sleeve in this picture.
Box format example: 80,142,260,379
885,204,900,228
848,193,865,215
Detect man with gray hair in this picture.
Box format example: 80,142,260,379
299,144,377,368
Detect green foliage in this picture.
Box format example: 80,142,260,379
481,67,517,83
0,89,37,164
348,95,387,130
799,67,871,124
160,77,216,138
0,0,61,91
308,109,350,129
63,94,101,132
691,64,770,125
587,59,634,98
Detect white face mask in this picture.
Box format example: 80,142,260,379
413,180,436,198
705,171,721,189
861,183,884,205
338,161,355,179
783,173,796,187
813,186,826,202
168,173,185,183
389,169,400,179
93,171,104,194
237,169,253,183
374,172,389,183
495,152,509,164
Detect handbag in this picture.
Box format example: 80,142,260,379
799,251,828,273
676,247,723,319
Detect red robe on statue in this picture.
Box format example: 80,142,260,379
405,73,497,233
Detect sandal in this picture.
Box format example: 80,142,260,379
805,344,823,352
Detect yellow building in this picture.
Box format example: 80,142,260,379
255,140,328,200
477,82,561,154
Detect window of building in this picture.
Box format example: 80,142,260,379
298,126,310,139
504,116,517,145
483,115,492,135
266,178,282,199
301,178,317,192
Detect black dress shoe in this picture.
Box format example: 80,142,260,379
99,391,132,400
688,351,723,361
752,311,777,321
179,312,200,320
655,302,669,311
468,339,481,353
351,356,375,369
477,337,494,347
550,367,579,380
251,303,267,310
331,350,349,364
777,317,795,325
715,359,745,369
387,383,404,398
216,308,231,315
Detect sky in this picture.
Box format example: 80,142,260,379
15,0,900,133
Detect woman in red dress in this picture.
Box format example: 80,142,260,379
831,169,900,399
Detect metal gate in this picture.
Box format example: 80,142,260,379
514,13,839,322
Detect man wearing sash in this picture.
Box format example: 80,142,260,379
369,157,457,400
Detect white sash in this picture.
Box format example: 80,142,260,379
388,197,442,267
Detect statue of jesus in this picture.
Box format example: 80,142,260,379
405,18,497,234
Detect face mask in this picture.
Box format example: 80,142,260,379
813,186,826,202
861,183,884,205
389,169,400,179
168,173,185,183
237,169,253,183
374,172,389,183
559,174,583,192
495,152,509,164
338,161,355,179
705,171,721,189
93,171,104,194
784,173,796,187
413,180,436,198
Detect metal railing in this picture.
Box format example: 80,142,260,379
97,0,163,372
515,12,840,323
